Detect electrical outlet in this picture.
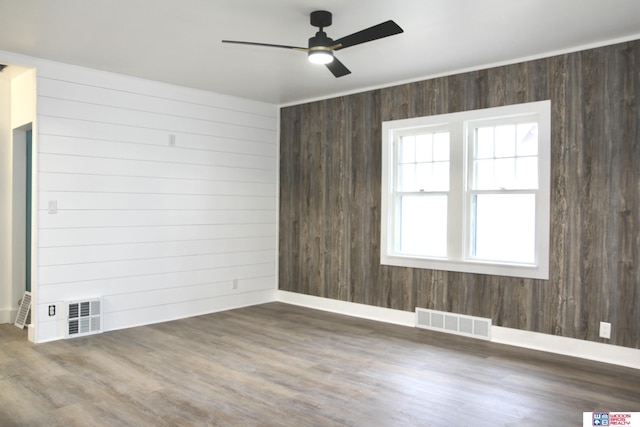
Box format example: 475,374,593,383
599,321,611,339
40,302,64,321
169,134,176,147
232,279,238,290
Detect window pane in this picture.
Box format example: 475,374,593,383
473,159,494,190
432,132,450,161
494,158,515,188
415,134,432,162
495,125,516,157
476,127,494,159
400,195,447,257
432,162,449,191
401,136,415,163
515,157,538,189
517,123,538,156
415,163,433,190
472,194,535,263
399,164,416,191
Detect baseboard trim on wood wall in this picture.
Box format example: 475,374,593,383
276,291,640,370
276,290,415,327
491,326,640,370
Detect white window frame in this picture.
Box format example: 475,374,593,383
381,100,551,280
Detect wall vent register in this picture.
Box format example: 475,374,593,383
416,307,491,340
67,298,102,338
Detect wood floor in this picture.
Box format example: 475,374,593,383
1,303,638,426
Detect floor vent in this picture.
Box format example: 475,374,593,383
67,298,102,338
415,308,491,340
14,291,32,329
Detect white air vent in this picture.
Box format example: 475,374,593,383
14,291,32,329
416,308,491,340
66,298,102,338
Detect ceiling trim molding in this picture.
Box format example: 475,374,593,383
279,32,640,108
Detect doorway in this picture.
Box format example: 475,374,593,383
12,125,33,295
25,128,32,293
0,62,36,335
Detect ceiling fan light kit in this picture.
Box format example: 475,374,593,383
308,49,334,64
222,10,403,77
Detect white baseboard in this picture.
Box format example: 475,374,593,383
276,291,640,370
35,289,277,343
276,291,415,327
0,308,18,324
491,326,640,370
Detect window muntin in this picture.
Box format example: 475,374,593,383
381,101,550,280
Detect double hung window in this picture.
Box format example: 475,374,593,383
381,101,550,279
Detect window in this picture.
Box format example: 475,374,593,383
381,101,550,279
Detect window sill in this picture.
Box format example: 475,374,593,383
381,253,549,280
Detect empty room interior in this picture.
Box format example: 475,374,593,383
1,1,639,426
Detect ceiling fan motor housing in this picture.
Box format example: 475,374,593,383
309,31,333,50
309,10,334,52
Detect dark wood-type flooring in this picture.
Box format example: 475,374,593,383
1,302,638,426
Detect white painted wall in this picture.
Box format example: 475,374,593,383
0,78,12,323
11,68,35,128
0,51,279,342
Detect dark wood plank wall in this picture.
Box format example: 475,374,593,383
279,40,640,349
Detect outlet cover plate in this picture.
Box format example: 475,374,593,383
599,321,611,339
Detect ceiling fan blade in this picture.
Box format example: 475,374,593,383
222,40,307,51
334,20,403,50
326,56,351,78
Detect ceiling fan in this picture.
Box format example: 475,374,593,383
222,10,403,78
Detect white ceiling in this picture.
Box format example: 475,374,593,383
0,0,639,105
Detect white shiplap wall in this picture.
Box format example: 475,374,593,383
33,61,278,342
